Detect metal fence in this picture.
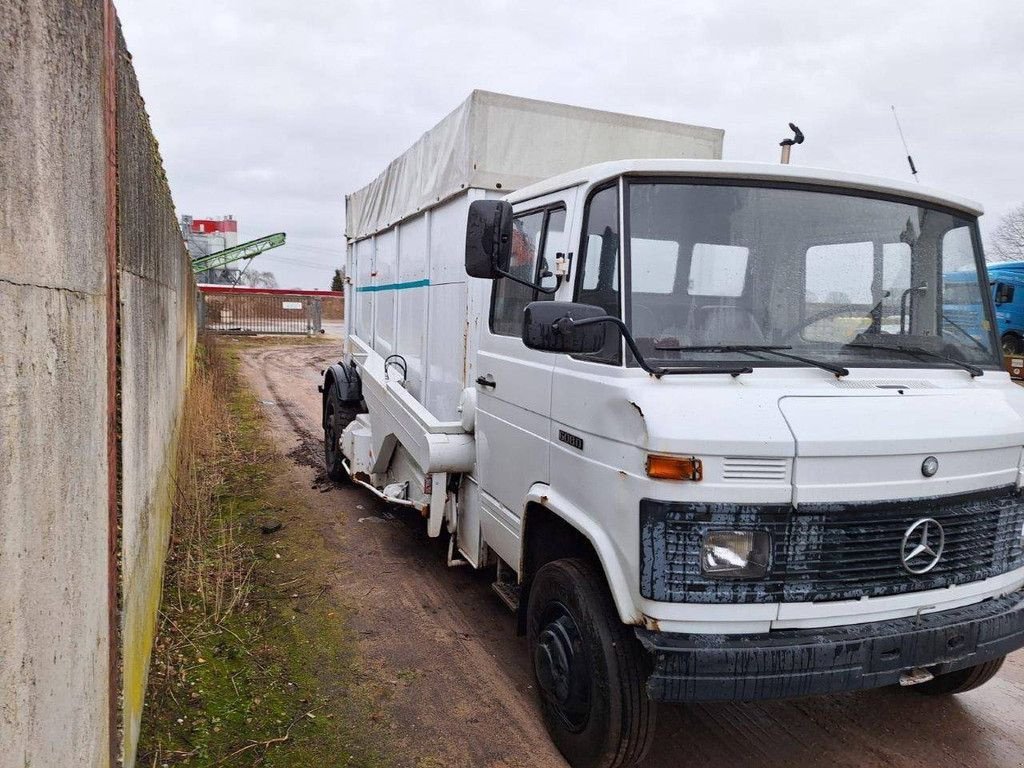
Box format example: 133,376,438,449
197,287,341,335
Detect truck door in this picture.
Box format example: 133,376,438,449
993,278,1021,352
474,192,573,563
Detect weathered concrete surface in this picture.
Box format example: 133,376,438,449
0,2,112,767
115,22,196,766
1,3,195,766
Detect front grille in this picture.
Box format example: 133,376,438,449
639,487,1024,604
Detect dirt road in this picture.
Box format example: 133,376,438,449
240,340,1024,768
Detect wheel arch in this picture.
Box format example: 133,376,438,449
517,484,641,633
321,361,361,428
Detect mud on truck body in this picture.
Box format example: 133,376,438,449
321,91,1024,768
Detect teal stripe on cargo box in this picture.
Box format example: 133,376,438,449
355,278,430,293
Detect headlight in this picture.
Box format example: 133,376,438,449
701,530,771,579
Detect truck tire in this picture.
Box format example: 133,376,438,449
324,384,358,482
910,656,1006,696
526,558,656,768
1002,333,1022,355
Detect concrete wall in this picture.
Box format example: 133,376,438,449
0,3,195,766
0,2,112,765
115,23,196,767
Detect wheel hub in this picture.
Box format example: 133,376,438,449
534,609,590,731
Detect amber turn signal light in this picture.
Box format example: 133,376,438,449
646,455,703,481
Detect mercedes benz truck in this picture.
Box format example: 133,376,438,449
321,91,1024,768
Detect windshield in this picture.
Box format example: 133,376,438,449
623,180,1000,371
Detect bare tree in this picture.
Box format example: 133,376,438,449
990,203,1024,262
236,269,278,288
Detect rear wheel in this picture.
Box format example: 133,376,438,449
910,656,1006,695
527,558,656,768
324,385,358,482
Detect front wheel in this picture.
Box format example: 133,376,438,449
1002,333,1022,355
527,558,656,768
910,656,1006,695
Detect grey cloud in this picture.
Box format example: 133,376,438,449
118,0,1024,289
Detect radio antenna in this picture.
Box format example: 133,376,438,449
891,105,919,182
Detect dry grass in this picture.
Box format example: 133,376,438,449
170,339,254,626
138,336,390,767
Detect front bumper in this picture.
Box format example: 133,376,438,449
636,590,1024,703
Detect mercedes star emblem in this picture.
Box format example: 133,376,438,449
921,456,939,477
900,517,945,574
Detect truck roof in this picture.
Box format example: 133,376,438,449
986,260,1024,271
345,91,724,240
505,158,985,217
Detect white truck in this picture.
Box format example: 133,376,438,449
322,91,1024,768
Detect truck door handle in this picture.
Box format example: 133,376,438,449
475,374,496,389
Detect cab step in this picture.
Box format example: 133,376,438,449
491,580,521,612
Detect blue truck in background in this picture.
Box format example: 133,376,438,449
987,261,1024,353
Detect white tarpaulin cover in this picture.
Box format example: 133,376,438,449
346,90,724,239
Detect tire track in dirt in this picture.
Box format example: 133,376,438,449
238,342,566,767
238,340,1024,768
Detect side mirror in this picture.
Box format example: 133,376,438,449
522,301,608,354
465,200,513,279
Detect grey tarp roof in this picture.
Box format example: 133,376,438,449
345,90,724,239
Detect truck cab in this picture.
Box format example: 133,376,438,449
324,94,1024,768
986,261,1024,353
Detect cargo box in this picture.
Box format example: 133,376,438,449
344,90,723,421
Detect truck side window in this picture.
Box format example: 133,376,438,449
576,185,622,364
490,207,562,337
539,209,566,291
996,282,1015,304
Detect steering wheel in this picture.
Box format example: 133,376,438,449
781,303,873,343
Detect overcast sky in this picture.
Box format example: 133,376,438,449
117,0,1024,290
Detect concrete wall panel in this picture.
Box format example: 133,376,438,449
0,2,111,766
115,23,196,767
1,4,196,766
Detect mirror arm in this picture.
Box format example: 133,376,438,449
567,315,666,377
560,315,753,378
495,267,561,295
899,284,927,335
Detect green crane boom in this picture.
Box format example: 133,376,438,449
191,232,286,274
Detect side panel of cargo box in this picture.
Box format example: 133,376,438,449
345,188,504,423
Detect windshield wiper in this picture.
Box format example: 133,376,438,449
654,344,849,378
845,341,984,377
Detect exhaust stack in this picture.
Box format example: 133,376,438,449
779,122,804,164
